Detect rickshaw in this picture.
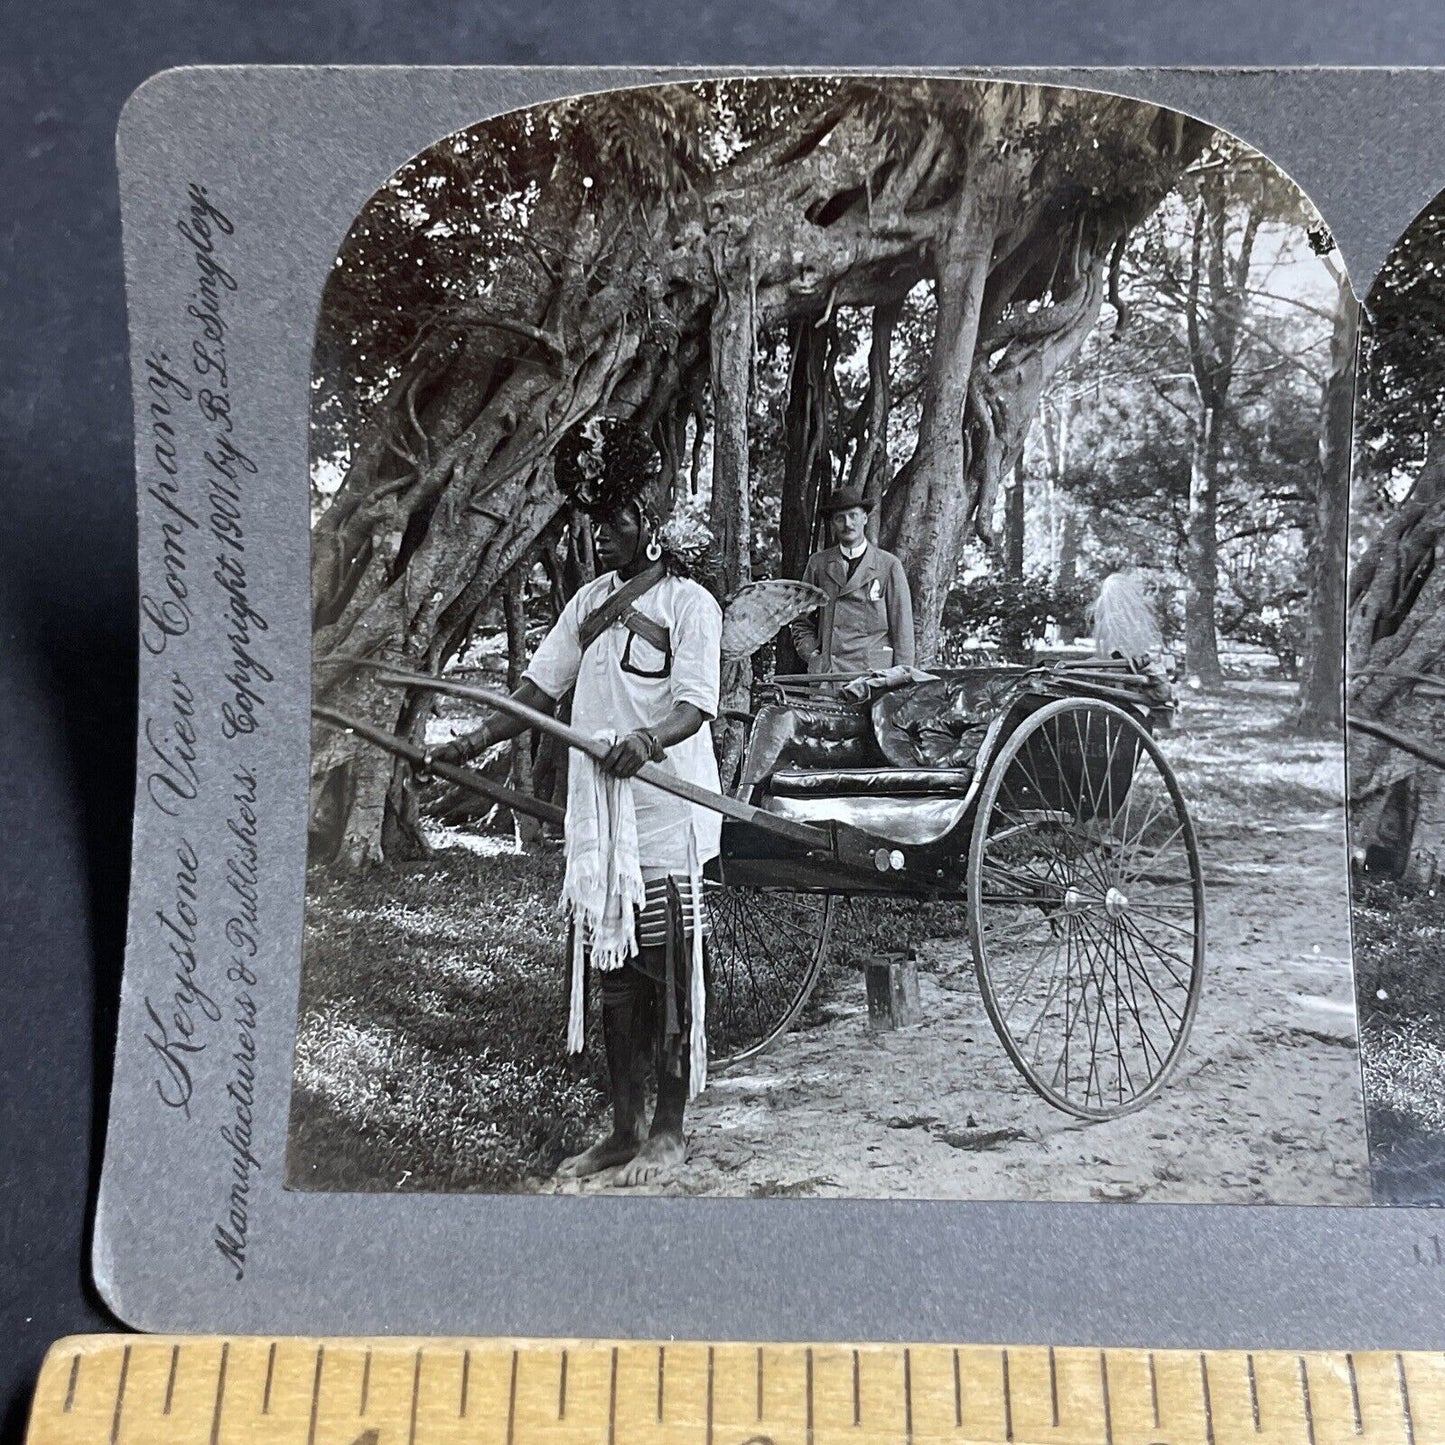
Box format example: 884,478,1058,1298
701,656,1205,1119
338,650,1205,1122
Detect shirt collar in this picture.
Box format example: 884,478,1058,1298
840,540,869,561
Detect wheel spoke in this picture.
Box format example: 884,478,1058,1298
1119,901,1199,939
1116,918,1187,1027
999,925,1065,1024
1086,909,1172,1080
1074,910,1124,1105
705,885,831,1063
1073,708,1105,826
1078,914,1168,1084
1020,925,1073,1065
1015,733,1097,878
1067,926,1112,1104
1118,912,1192,990
1074,909,1147,1100
1051,717,1116,896
1115,821,1188,887
1049,923,1100,1097
1112,792,1177,878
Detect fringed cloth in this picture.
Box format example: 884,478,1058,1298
646,870,710,1098
560,739,710,1097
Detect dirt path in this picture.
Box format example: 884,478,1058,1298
544,802,1370,1203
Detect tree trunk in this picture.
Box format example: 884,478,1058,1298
1040,396,1078,643
709,271,755,597
709,272,755,785
887,189,994,664
851,302,899,518
1347,446,1445,864
503,567,544,849
780,317,831,584
1184,404,1226,688
1181,178,1255,692
776,318,833,673
1410,762,1445,884
1292,265,1359,734
1056,509,1083,643
335,736,393,870
380,689,432,862
1005,454,1027,580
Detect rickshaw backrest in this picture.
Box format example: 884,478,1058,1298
736,698,880,801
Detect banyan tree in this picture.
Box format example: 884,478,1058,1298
1348,196,1445,878
1347,451,1445,878
311,77,1211,867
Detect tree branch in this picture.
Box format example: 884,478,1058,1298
1349,714,1445,772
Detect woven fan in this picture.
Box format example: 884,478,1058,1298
720,579,826,662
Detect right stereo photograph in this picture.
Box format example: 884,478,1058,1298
1350,185,1445,1206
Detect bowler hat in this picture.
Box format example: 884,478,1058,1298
819,485,875,515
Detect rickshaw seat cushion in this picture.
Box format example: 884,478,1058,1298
760,791,970,847
769,766,973,798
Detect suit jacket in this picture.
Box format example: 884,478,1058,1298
790,543,916,674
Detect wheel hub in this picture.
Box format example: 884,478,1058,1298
1104,886,1130,919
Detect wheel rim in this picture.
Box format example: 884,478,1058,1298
968,698,1205,1118
704,885,835,1067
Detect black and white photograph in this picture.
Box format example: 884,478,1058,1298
1347,189,1445,1207
291,75,1369,1203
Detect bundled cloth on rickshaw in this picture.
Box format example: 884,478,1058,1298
870,671,1030,770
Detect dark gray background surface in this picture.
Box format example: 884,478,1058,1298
6,5,1445,1443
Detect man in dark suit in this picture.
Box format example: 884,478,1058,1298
791,485,915,674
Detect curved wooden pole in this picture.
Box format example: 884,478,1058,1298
313,703,564,826
360,661,834,851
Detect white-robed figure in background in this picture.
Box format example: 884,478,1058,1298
429,421,721,1188
1088,571,1166,667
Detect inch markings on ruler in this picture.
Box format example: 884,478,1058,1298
23,1336,1445,1444
211,1341,229,1445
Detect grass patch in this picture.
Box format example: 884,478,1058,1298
830,896,971,970
1354,876,1445,1040
287,851,606,1192
1362,1021,1445,1134
1355,876,1445,1193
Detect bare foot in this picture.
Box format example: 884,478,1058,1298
556,1130,642,1179
614,1133,685,1188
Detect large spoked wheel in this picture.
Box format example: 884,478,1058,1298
704,883,837,1068
967,697,1205,1119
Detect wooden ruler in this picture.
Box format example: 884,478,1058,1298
23,1337,1445,1444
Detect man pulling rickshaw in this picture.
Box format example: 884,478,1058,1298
428,420,723,1187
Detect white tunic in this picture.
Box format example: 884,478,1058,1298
524,571,724,871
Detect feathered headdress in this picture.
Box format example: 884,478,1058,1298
554,417,661,520
555,418,719,584
655,506,713,572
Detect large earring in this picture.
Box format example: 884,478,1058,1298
645,536,663,562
